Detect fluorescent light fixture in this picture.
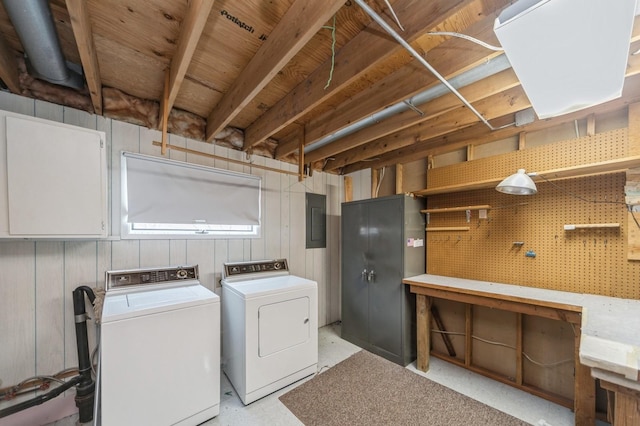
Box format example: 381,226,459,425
494,0,637,119
496,169,537,195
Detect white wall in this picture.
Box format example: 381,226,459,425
0,91,363,398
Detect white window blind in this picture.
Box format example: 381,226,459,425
122,152,261,226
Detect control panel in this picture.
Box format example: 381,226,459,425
106,265,199,290
223,259,288,278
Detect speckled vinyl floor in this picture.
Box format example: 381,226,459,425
51,323,587,426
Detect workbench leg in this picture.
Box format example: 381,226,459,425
574,325,596,425
416,294,431,372
600,380,640,426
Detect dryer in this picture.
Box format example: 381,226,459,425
100,265,220,425
222,259,317,405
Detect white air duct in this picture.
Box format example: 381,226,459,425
494,0,637,119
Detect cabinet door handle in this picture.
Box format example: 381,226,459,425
368,270,375,282
361,269,368,281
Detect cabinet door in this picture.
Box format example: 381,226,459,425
341,202,370,343
367,198,403,358
3,115,107,238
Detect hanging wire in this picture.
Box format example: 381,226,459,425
323,15,337,89
428,31,504,52
537,174,627,206
533,173,640,230
432,330,573,368
374,166,386,197
383,0,404,31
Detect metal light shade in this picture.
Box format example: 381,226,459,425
496,169,537,195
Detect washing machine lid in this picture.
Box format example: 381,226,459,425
222,275,316,299
102,282,219,322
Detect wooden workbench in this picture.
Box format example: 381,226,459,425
404,274,640,426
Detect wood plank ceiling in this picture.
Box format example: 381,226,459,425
0,0,639,176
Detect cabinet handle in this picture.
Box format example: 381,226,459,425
361,269,368,281
368,270,375,282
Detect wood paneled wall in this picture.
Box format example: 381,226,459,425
0,91,365,398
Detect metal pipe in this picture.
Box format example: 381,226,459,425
304,54,511,154
3,0,84,89
353,0,499,131
73,286,96,424
0,376,82,419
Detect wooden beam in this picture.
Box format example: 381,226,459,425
151,141,298,176
416,156,640,197
204,0,344,143
587,114,596,137
600,379,640,425
344,176,353,202
422,205,491,213
160,69,170,155
395,164,404,194
371,168,379,198
416,294,431,372
343,73,640,174
574,324,596,425
164,0,214,116
466,144,475,161
275,2,509,159
409,284,583,324
327,84,529,171
518,132,526,150
627,103,640,260
248,0,480,151
516,313,523,386
298,127,305,182
465,304,472,367
66,0,103,114
315,68,521,167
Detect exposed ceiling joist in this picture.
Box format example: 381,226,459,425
339,51,640,173
244,0,476,151
275,6,506,159
319,68,521,169
343,73,640,174
205,0,345,143
66,0,103,115
163,0,214,116
331,85,531,171
0,0,637,176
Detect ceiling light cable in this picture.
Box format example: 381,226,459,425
428,31,504,52
382,0,405,31
354,0,505,132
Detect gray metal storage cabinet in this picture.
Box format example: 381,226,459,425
341,194,425,366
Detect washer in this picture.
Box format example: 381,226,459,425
222,259,317,405
99,265,220,425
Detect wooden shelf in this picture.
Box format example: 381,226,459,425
426,227,470,232
414,156,640,196
563,223,620,230
421,205,491,214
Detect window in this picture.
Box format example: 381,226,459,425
121,152,261,239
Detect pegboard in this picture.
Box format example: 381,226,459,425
426,131,640,299
427,128,629,189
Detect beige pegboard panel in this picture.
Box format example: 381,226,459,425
427,128,629,189
427,172,640,299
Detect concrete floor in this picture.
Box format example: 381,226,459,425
48,322,582,426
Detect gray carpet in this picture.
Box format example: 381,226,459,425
280,350,530,425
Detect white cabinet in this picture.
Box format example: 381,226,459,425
0,111,107,238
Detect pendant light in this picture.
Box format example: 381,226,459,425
495,169,537,195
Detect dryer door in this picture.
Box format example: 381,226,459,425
258,296,310,356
